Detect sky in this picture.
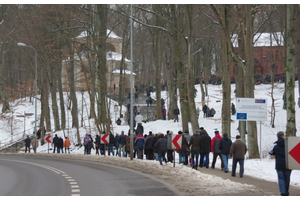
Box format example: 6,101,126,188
0,81,300,196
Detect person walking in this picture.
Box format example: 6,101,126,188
125,132,131,158
145,131,154,160
211,130,224,170
184,131,191,165
202,104,208,118
108,131,115,156
135,112,143,127
57,137,64,153
135,92,139,103
134,133,145,159
199,129,211,168
118,131,126,157
188,131,201,170
176,131,189,164
52,134,59,153
173,107,180,122
94,135,101,155
230,135,248,177
31,137,39,152
231,103,236,115
24,135,31,153
115,133,120,156
268,131,292,196
83,133,91,155
162,106,167,120
64,136,71,154
154,133,167,165
219,133,232,173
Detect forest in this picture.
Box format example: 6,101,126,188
0,4,299,158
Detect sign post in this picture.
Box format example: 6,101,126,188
236,98,267,160
167,134,182,167
101,134,110,156
45,134,52,154
286,137,300,170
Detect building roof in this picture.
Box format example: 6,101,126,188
76,29,121,39
112,69,136,75
107,51,130,62
232,32,284,48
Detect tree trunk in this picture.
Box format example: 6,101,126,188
243,5,259,159
96,4,108,132
185,5,199,133
171,5,189,133
285,4,296,136
220,5,232,137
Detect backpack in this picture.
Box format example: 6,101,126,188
84,135,91,145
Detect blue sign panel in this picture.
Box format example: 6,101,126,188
237,113,247,120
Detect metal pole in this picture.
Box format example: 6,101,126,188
34,46,37,153
17,43,37,153
81,89,84,127
24,112,26,135
130,4,134,160
260,121,262,161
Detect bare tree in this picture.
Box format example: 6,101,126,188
285,4,296,136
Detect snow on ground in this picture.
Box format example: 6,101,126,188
1,82,300,196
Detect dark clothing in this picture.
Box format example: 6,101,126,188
136,124,144,135
52,135,59,153
173,108,180,122
219,136,232,155
189,133,201,151
269,139,288,171
176,136,188,154
25,137,31,153
200,132,211,168
189,133,201,169
94,135,101,155
145,135,154,160
211,133,224,169
116,118,121,125
119,133,126,145
230,139,247,159
109,133,115,145
269,138,292,196
200,132,211,154
154,137,167,153
57,137,64,153
202,105,208,117
230,139,247,177
25,137,31,147
231,103,236,115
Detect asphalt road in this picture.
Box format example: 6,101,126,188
0,155,178,196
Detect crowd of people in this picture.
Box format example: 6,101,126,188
74,126,249,177
23,126,291,196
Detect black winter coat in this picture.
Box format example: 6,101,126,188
154,137,167,152
25,137,31,147
145,135,154,149
200,133,211,153
219,137,232,155
53,136,59,145
57,138,64,148
270,139,288,171
109,134,115,145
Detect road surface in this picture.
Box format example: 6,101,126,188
0,155,179,196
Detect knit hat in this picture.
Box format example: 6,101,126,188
236,135,241,139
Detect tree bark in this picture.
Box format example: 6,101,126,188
285,4,296,136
